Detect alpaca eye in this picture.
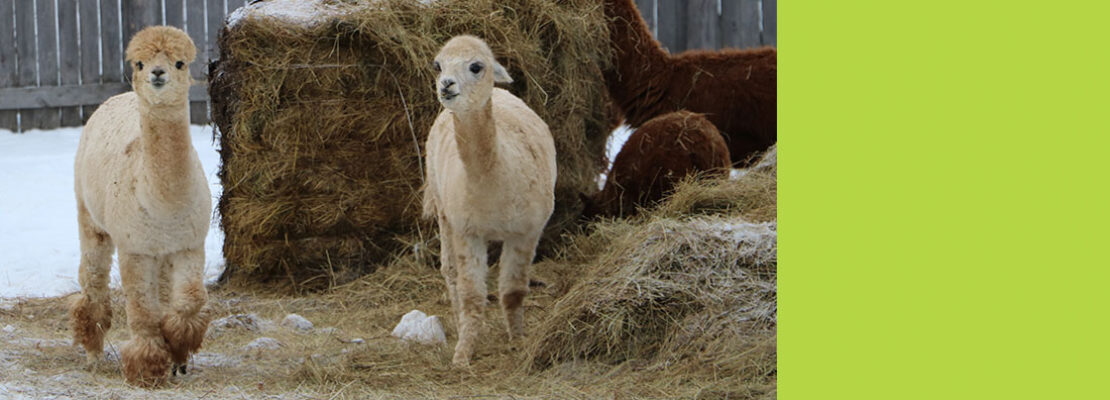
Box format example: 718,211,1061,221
433,61,440,72
136,62,144,71
175,61,185,70
469,62,483,74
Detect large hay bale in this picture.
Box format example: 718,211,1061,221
210,0,611,288
524,148,778,391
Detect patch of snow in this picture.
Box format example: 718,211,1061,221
0,125,224,299
1,325,13,334
6,338,70,348
244,337,282,351
209,313,272,335
191,351,242,368
228,0,346,28
281,314,314,333
598,125,635,190
350,338,365,344
391,310,446,345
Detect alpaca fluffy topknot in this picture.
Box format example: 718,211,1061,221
125,26,197,64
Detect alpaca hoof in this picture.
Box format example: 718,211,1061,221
172,363,187,376
121,337,171,387
451,351,471,368
162,313,209,365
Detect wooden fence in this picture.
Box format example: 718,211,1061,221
635,0,777,53
1,0,776,133
0,0,247,133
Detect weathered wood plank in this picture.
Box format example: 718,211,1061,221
165,0,186,30
206,0,223,60
722,0,762,49
14,0,38,132
0,83,211,110
31,0,62,129
187,0,209,123
101,0,124,85
79,0,100,122
58,0,83,127
762,0,777,46
204,0,228,125
634,0,655,37
656,0,686,54
686,0,719,51
0,1,18,130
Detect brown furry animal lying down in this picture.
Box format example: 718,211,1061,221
584,111,731,218
604,0,776,166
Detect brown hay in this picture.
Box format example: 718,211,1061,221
210,0,612,289
522,147,778,389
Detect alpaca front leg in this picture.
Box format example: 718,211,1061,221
498,234,539,340
438,217,461,321
70,205,115,367
119,253,171,386
452,234,488,367
161,248,209,375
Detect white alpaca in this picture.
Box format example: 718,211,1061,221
423,35,557,366
70,26,210,386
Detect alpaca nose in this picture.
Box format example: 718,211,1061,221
440,78,456,89
152,68,165,77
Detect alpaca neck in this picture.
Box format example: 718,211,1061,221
452,101,498,178
605,0,670,98
138,102,195,207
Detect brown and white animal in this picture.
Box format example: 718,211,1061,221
604,0,777,166
70,26,211,386
584,111,731,218
423,35,557,366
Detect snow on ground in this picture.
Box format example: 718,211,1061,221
0,126,225,299
598,124,634,190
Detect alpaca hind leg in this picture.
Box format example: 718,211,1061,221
119,253,171,386
498,234,539,340
70,204,115,366
452,234,488,367
161,248,209,374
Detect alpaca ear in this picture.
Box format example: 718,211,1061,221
492,61,513,84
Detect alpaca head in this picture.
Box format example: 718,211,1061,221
432,35,512,113
125,26,196,107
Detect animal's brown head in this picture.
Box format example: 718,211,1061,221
432,35,512,113
125,26,196,106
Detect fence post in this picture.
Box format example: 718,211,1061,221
686,0,720,51
0,2,17,131
762,0,777,46
186,0,208,124
58,0,83,127
79,0,100,123
722,0,763,49
13,1,38,133
656,0,687,53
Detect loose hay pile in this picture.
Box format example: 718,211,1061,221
523,147,778,393
210,0,612,288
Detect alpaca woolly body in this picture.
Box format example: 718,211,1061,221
585,111,730,218
604,0,777,166
423,35,556,367
70,26,210,386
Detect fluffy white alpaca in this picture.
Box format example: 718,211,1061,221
70,26,210,386
423,35,557,366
